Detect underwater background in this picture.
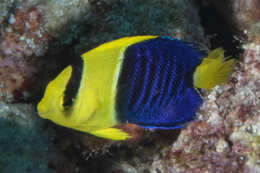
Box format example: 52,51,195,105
0,0,259,172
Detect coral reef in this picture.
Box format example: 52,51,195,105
0,0,259,172
0,1,48,102
56,0,206,54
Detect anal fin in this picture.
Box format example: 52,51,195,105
89,127,131,140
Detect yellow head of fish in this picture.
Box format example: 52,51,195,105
37,66,73,126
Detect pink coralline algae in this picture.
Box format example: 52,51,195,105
0,6,48,102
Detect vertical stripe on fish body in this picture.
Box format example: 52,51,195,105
37,36,234,140
116,37,202,128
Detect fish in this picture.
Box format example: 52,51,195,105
37,35,234,140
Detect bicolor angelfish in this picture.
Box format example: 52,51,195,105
37,36,234,140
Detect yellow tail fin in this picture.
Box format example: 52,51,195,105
193,48,235,90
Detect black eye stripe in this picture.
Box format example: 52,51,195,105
63,57,83,108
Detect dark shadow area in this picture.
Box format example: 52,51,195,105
65,129,181,173
198,1,243,59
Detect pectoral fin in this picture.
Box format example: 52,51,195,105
89,127,131,140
